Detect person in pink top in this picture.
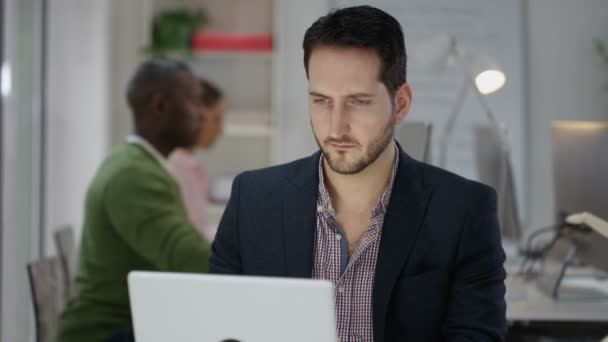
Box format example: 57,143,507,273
169,79,224,241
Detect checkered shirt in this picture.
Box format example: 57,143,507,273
312,147,399,342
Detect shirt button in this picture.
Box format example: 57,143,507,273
335,234,342,241
338,287,345,294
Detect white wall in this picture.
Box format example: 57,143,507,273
526,0,608,232
45,1,111,253
274,0,331,163
108,0,153,147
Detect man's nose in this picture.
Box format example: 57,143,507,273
328,103,350,138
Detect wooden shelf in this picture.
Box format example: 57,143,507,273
225,124,274,137
195,50,273,61
223,110,273,137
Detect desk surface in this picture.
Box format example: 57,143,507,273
506,264,608,322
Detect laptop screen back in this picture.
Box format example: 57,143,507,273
128,272,337,342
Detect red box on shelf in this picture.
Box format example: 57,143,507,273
192,32,273,52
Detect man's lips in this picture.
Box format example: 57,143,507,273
330,142,357,149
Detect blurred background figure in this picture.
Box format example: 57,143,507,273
56,58,211,342
169,79,225,242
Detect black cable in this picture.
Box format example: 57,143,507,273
525,225,558,256
517,224,560,276
517,217,596,277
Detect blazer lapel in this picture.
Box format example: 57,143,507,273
373,149,432,342
282,151,321,278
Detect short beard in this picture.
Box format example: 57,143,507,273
314,118,395,175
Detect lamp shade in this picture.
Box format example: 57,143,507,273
469,56,506,95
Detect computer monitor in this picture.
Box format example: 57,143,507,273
552,121,608,222
396,121,432,162
474,124,522,242
552,120,608,273
128,272,337,342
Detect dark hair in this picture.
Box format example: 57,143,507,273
199,79,223,107
126,58,191,124
302,5,407,96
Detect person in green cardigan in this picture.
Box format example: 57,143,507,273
57,58,210,342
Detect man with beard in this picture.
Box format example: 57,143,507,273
210,6,506,342
57,59,211,342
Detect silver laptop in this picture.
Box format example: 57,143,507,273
128,272,337,342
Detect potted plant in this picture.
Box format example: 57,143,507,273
144,9,208,57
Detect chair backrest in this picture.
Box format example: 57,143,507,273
27,256,69,342
53,225,76,297
397,121,432,162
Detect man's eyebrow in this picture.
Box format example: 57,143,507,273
309,91,329,98
346,93,374,98
309,92,375,98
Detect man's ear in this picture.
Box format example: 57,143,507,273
150,93,167,115
394,83,413,125
148,93,172,129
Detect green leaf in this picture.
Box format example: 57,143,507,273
144,8,208,57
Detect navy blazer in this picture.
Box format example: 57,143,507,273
210,145,507,341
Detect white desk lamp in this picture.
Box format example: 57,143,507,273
416,34,519,240
415,34,507,167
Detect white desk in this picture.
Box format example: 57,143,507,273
506,263,608,323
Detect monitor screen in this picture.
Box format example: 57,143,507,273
552,121,608,273
552,121,608,220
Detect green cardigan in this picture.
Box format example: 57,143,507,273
57,142,210,342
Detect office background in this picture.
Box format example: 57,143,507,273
2,0,608,341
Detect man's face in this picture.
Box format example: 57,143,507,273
308,46,398,175
168,71,204,148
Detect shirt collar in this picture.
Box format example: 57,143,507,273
126,134,172,174
317,142,400,220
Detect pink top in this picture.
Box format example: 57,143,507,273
168,148,215,241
